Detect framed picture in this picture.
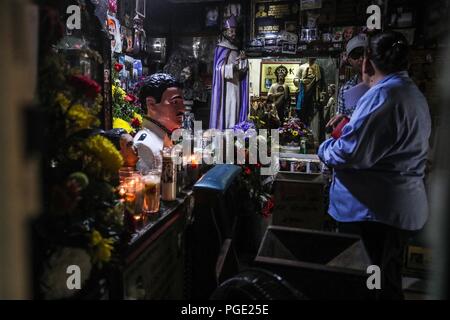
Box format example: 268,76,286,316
282,43,297,54
285,21,298,33
205,6,219,27
260,61,300,96
300,0,322,11
252,1,300,38
264,37,277,47
332,27,344,42
107,15,122,53
136,0,146,18
121,26,134,53
223,3,241,19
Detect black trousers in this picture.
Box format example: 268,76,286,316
340,221,414,300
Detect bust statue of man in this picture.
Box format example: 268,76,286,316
133,73,185,173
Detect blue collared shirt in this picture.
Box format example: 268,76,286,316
318,72,431,231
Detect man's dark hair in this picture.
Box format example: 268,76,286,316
138,73,182,113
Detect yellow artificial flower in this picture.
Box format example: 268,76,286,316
90,230,115,264
292,131,299,137
82,135,123,176
67,104,100,132
112,85,126,99
133,112,143,124
93,94,103,113
113,117,133,134
55,92,70,111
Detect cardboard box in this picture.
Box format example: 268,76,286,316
254,226,374,300
272,171,327,230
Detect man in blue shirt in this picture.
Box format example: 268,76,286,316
319,31,431,299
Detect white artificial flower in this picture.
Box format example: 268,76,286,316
40,247,92,300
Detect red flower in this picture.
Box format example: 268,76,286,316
114,63,124,72
262,197,275,218
125,94,137,103
130,117,141,129
244,167,252,175
68,75,101,99
109,0,117,13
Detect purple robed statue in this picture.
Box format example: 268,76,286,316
209,15,249,130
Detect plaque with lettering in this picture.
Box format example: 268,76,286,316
254,1,300,38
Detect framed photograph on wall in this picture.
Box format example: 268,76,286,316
260,61,300,96
205,6,219,27
300,0,322,11
223,3,242,19
252,1,300,39
282,43,297,54
285,21,298,33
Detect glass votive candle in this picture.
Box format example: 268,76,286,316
119,167,137,183
142,170,161,215
123,174,144,216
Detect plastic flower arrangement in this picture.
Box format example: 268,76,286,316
278,118,313,146
36,29,125,299
232,121,275,219
111,59,144,136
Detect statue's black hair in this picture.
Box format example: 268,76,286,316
138,73,182,113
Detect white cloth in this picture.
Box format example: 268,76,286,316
133,118,166,173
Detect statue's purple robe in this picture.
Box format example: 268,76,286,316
209,40,249,129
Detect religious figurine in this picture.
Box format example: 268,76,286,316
268,66,291,125
294,57,325,125
209,15,249,130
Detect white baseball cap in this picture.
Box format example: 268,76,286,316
346,34,368,55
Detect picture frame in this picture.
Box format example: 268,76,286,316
282,43,297,54
300,0,322,11
264,37,278,47
223,3,242,19
205,6,219,27
332,27,344,42
136,0,146,18
260,61,300,96
285,21,298,33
